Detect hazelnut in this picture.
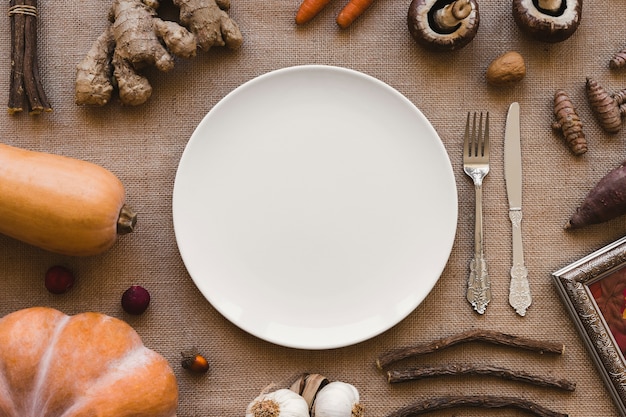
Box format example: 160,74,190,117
485,51,526,86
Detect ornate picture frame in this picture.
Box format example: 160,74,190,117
553,236,626,417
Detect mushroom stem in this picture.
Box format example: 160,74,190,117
537,0,561,13
433,0,472,31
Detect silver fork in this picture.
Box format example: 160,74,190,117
463,112,491,314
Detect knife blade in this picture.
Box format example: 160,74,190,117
504,102,532,316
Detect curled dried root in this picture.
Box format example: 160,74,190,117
552,89,587,156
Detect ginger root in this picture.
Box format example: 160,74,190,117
75,0,242,106
174,0,243,51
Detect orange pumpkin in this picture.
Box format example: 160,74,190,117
0,307,178,417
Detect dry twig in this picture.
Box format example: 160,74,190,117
387,364,575,391
376,329,565,369
8,0,51,114
386,395,568,417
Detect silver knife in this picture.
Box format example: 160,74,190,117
504,102,531,316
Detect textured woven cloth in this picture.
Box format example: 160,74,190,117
0,0,624,415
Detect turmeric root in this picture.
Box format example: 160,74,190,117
585,77,626,134
566,161,626,229
610,47,626,70
75,0,242,106
552,90,587,156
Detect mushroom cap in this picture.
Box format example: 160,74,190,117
407,0,480,52
512,0,582,43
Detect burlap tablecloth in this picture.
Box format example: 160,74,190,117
1,0,625,415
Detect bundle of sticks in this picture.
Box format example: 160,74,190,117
8,0,51,115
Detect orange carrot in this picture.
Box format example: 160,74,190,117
296,0,334,25
336,0,375,28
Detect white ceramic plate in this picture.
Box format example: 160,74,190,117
173,65,457,350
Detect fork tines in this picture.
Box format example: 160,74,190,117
465,112,489,158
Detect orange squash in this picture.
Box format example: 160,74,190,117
0,143,136,256
0,307,178,417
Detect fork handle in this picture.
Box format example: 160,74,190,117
509,208,531,316
467,182,491,314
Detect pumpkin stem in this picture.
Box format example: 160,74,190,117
117,204,137,234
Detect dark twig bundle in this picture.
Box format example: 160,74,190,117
8,0,51,115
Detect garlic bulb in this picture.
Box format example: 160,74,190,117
312,381,364,417
246,388,310,417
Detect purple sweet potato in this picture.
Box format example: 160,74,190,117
566,161,626,229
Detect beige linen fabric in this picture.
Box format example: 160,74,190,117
0,0,624,415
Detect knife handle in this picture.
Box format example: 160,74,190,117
508,208,531,316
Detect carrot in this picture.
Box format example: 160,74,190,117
566,160,626,229
336,0,375,28
296,0,333,25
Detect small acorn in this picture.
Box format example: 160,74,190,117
181,348,210,374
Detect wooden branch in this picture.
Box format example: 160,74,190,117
23,0,50,113
8,0,51,115
376,329,565,369
9,0,26,113
387,364,576,391
386,395,568,417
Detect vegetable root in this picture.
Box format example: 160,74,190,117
336,0,375,28
552,89,587,156
585,77,626,134
566,161,626,229
295,0,375,28
173,0,243,51
610,47,626,70
76,0,242,106
295,0,333,25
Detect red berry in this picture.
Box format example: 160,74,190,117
44,265,75,294
121,285,151,315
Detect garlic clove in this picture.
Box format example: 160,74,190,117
246,388,310,417
312,381,364,417
290,373,330,411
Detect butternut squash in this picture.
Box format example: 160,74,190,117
0,143,136,256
